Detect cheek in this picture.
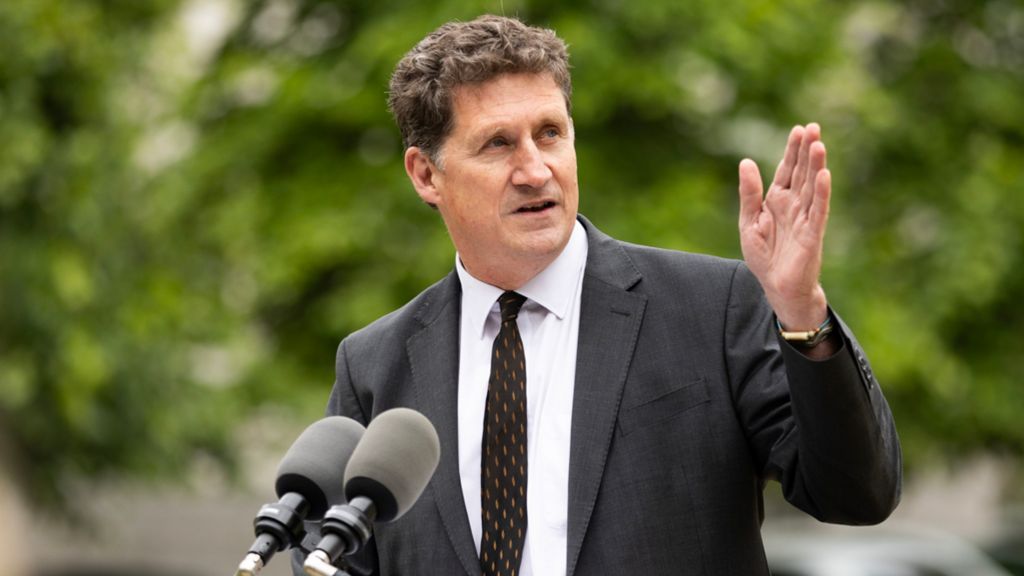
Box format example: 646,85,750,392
560,167,579,201
451,190,499,232
440,167,511,231
557,152,578,188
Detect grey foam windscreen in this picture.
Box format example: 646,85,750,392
275,416,366,519
343,408,441,522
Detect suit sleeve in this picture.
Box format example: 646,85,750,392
725,262,902,525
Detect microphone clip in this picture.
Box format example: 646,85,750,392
303,496,376,574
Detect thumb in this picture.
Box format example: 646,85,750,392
738,158,763,229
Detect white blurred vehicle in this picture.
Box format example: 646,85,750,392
764,523,1012,576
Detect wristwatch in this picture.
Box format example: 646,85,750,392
777,314,834,348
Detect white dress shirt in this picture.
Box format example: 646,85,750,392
455,220,588,576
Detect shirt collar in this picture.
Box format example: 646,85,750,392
456,219,588,339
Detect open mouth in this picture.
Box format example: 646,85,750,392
516,200,556,213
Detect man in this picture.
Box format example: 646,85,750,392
298,14,901,576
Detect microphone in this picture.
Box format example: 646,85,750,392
235,416,366,576
302,408,440,576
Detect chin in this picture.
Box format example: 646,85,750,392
517,229,571,260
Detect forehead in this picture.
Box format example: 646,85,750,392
449,73,569,135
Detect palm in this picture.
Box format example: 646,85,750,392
738,123,830,329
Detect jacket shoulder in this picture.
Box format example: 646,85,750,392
341,272,457,355
616,239,748,294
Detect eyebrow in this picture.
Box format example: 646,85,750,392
467,111,570,144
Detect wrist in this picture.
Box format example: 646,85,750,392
770,285,828,331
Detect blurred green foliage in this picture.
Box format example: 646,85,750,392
1,0,1022,513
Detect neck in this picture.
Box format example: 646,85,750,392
459,255,554,291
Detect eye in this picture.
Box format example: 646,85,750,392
485,136,509,148
541,126,561,139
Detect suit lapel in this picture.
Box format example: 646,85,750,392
406,272,481,576
566,218,647,576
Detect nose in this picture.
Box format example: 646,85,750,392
511,141,553,189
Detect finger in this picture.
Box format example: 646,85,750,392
738,158,764,229
809,167,831,238
801,140,827,211
771,125,804,189
790,122,821,194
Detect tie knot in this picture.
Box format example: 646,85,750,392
497,291,527,322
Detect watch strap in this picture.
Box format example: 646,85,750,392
777,313,835,348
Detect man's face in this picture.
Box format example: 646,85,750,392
409,73,579,288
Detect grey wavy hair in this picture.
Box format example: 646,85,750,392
387,15,572,165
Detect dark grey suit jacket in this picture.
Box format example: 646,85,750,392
296,216,901,575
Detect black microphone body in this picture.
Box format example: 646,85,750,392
240,492,310,571
316,495,377,561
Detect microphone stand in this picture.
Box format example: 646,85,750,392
303,550,352,576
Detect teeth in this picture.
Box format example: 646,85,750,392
520,201,552,212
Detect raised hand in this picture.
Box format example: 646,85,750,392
738,123,831,333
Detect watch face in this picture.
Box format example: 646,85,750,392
805,325,835,347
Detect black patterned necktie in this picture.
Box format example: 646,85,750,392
481,291,528,576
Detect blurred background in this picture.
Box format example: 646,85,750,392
1,0,1022,574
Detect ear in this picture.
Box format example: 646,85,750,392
405,147,442,207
